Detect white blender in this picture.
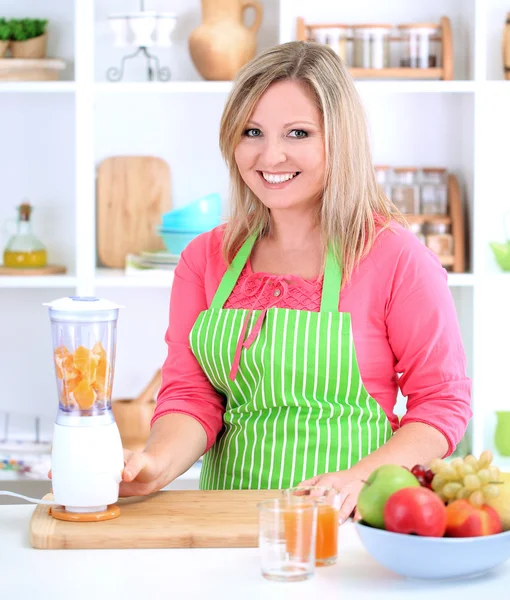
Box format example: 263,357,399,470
45,296,125,521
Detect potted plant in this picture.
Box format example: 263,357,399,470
0,19,10,57
9,18,48,59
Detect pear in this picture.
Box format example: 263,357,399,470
485,472,510,531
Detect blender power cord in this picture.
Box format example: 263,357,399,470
0,491,57,505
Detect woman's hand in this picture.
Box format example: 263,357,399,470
120,448,170,497
299,469,366,524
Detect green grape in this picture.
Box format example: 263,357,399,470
478,450,493,469
451,458,466,477
482,484,500,500
464,455,479,470
469,490,484,506
439,464,457,480
429,458,444,473
443,482,462,499
477,468,491,485
489,465,500,481
463,463,475,476
463,474,481,491
431,474,446,492
456,487,472,500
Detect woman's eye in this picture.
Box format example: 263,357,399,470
289,129,308,138
244,128,262,137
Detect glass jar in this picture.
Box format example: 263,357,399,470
409,222,426,244
3,202,47,268
391,168,420,214
352,25,392,69
398,24,441,68
374,165,392,199
425,223,453,256
318,26,350,63
420,168,448,215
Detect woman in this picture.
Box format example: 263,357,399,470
122,41,471,522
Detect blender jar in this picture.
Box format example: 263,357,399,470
47,296,120,419
44,296,125,513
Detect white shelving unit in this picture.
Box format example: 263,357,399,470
1,0,510,479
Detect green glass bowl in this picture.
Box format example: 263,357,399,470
489,242,510,271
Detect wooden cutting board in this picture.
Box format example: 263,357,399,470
96,156,171,268
30,490,279,550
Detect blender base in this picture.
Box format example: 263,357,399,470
50,504,120,522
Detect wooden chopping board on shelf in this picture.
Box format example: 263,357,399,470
96,156,171,268
30,490,279,550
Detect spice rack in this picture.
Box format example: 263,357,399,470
296,16,453,80
378,169,465,273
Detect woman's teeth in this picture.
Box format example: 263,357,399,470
261,172,299,184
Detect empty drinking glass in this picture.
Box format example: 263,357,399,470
258,497,318,582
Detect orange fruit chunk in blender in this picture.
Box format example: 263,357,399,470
54,345,71,379
71,379,97,409
73,345,100,382
54,341,110,409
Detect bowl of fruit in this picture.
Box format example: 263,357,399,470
355,451,510,580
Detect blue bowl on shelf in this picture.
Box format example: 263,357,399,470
355,521,510,580
157,228,203,255
161,193,222,232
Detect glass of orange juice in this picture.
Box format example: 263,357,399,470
284,486,341,566
258,498,318,582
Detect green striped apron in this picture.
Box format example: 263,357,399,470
189,235,393,490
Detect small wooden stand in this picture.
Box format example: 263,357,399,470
404,173,465,273
296,16,453,80
0,264,67,276
0,58,66,81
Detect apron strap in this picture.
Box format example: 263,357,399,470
211,234,342,313
210,235,257,309
320,244,343,313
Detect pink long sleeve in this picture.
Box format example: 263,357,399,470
152,223,472,456
151,229,227,451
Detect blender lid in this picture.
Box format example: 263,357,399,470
43,296,123,312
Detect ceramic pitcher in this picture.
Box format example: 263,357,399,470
189,0,263,81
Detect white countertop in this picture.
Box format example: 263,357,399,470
2,503,510,600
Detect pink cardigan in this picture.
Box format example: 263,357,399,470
152,224,472,457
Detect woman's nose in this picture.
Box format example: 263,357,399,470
260,139,286,167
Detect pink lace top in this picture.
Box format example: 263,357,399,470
224,261,322,311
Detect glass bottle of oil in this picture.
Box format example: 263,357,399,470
3,203,47,268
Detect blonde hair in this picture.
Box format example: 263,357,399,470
219,41,404,284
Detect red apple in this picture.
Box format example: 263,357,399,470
383,486,447,537
445,499,502,537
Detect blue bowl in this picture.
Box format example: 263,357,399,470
161,193,222,231
157,228,202,255
355,521,510,580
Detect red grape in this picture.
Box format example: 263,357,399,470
411,464,426,478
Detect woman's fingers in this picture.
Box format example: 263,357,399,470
337,494,357,524
123,452,150,482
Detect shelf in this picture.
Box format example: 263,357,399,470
94,268,175,288
447,273,475,287
0,81,75,93
94,81,233,94
356,80,476,93
0,275,77,288
95,81,478,95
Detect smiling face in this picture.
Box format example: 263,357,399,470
234,79,326,214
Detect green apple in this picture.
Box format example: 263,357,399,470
357,465,420,529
